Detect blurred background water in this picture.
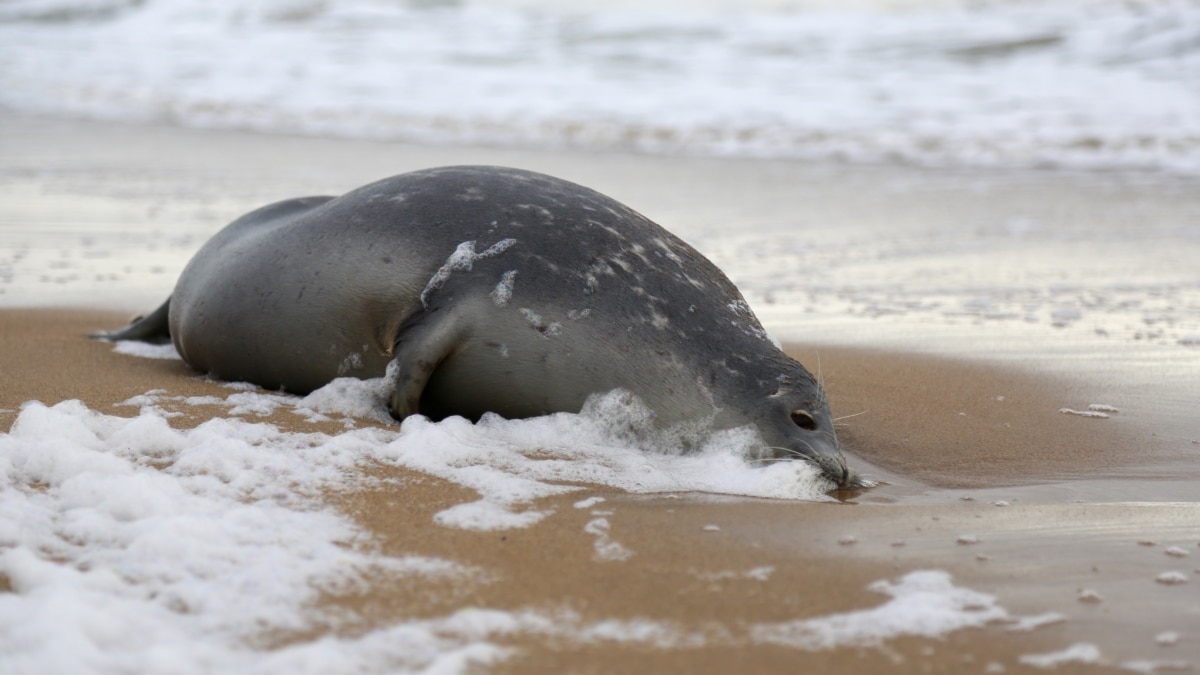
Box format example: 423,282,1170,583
2,0,1198,173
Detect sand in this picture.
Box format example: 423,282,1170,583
5,309,1197,672
2,114,1199,672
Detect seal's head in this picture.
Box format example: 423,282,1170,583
747,372,857,489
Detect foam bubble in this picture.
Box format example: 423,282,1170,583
751,570,1007,649
1020,643,1104,668
1120,659,1193,674
433,500,552,531
1155,571,1189,585
583,517,635,561
120,381,839,528
1005,612,1067,632
1155,631,1180,646
693,566,775,582
112,340,181,360
295,374,395,425
1059,408,1111,419
0,399,480,673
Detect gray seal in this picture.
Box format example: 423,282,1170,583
98,166,856,487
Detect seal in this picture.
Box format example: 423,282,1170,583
98,166,855,487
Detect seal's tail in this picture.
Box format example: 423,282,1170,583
90,297,172,344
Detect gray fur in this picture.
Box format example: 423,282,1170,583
98,166,853,487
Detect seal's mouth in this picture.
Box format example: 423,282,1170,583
835,465,874,491
812,452,875,491
759,436,863,489
810,450,852,490
789,436,873,490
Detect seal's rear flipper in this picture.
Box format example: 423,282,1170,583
90,297,172,344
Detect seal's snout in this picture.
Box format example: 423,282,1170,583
810,445,851,489
781,430,852,489
812,449,871,490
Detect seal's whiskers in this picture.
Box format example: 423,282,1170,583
832,409,868,428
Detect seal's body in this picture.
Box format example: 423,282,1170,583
101,166,853,486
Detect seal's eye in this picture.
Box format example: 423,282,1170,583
790,410,817,431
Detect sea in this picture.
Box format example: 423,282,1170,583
2,0,1199,173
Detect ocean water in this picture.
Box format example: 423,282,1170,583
1,0,1198,172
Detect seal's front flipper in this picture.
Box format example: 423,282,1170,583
90,297,172,344
387,309,463,420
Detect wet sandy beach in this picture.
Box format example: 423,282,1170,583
2,115,1199,672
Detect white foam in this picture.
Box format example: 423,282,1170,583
1020,643,1104,668
1155,571,1189,585
182,395,226,406
295,375,396,425
1154,631,1180,646
0,399,480,674
1121,659,1193,674
116,380,842,526
1,0,1197,174
434,499,553,531
693,566,774,582
1060,407,1111,419
1005,612,1067,632
111,340,181,360
1,394,1025,670
583,517,635,561
751,570,1007,649
240,570,1013,656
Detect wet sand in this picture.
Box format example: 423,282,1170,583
4,309,1198,671
2,115,1199,671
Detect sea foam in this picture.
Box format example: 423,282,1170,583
1,0,1197,173
0,364,1091,670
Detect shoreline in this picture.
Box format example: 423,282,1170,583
9,307,1194,498
5,112,1196,456
2,114,1198,672
4,307,1198,671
